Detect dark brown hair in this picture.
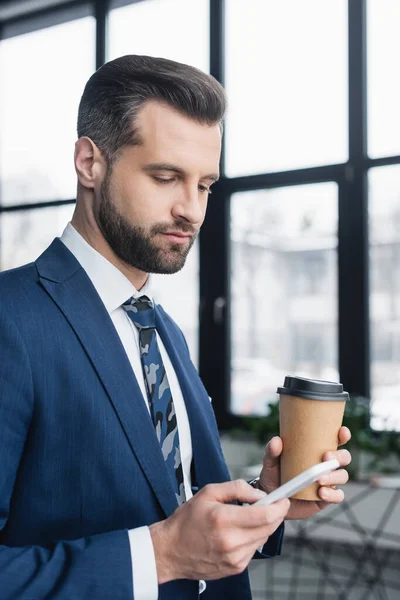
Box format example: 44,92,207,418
77,54,226,165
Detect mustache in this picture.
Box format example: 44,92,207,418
151,222,198,236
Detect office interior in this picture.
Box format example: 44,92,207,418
0,0,399,597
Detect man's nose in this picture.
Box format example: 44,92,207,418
172,185,205,224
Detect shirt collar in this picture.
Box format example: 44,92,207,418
59,222,152,314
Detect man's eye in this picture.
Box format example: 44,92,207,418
199,185,212,194
154,177,174,184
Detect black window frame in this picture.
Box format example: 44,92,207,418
1,0,400,431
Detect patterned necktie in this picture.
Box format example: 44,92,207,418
123,295,186,505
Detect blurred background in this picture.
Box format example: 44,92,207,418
0,0,399,597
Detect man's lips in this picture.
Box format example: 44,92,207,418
160,231,194,244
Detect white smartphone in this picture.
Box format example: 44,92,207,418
253,458,340,506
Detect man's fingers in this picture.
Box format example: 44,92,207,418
240,498,290,529
318,468,349,487
338,426,351,446
263,436,283,469
202,479,267,505
244,517,286,549
323,448,352,466
318,486,345,503
223,498,290,530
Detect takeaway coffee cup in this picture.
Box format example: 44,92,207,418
277,376,349,501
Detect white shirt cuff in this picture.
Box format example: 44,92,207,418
128,526,158,600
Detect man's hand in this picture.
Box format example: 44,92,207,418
258,426,352,520
149,479,290,584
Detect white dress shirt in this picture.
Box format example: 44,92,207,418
60,223,201,599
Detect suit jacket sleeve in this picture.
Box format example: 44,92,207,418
257,522,285,558
0,309,133,599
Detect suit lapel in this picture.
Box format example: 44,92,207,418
155,307,231,488
36,240,178,517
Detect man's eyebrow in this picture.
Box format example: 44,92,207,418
203,173,220,183
143,163,219,182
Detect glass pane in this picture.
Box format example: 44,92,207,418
368,0,400,158
0,17,96,205
230,183,338,415
369,165,400,430
109,0,209,72
0,204,75,271
225,0,348,177
151,240,199,366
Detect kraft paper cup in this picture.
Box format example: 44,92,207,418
278,376,349,501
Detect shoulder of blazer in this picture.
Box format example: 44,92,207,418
0,239,80,308
35,238,82,283
0,260,39,311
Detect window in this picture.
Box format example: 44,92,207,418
369,165,400,430
0,204,75,271
109,0,209,71
367,0,400,158
225,0,348,176
0,16,96,205
230,182,338,415
1,0,400,435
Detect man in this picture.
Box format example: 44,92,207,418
0,55,351,599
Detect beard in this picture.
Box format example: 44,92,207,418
97,171,197,275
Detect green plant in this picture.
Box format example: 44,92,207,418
240,401,280,445
343,395,400,478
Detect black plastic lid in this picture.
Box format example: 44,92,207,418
277,376,349,402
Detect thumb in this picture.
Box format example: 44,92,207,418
263,436,283,470
203,480,267,505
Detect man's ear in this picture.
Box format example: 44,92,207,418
74,137,106,189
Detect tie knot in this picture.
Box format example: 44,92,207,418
122,295,156,329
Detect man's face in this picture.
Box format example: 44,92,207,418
96,101,221,274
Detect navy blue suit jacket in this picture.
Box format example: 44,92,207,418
0,239,283,599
